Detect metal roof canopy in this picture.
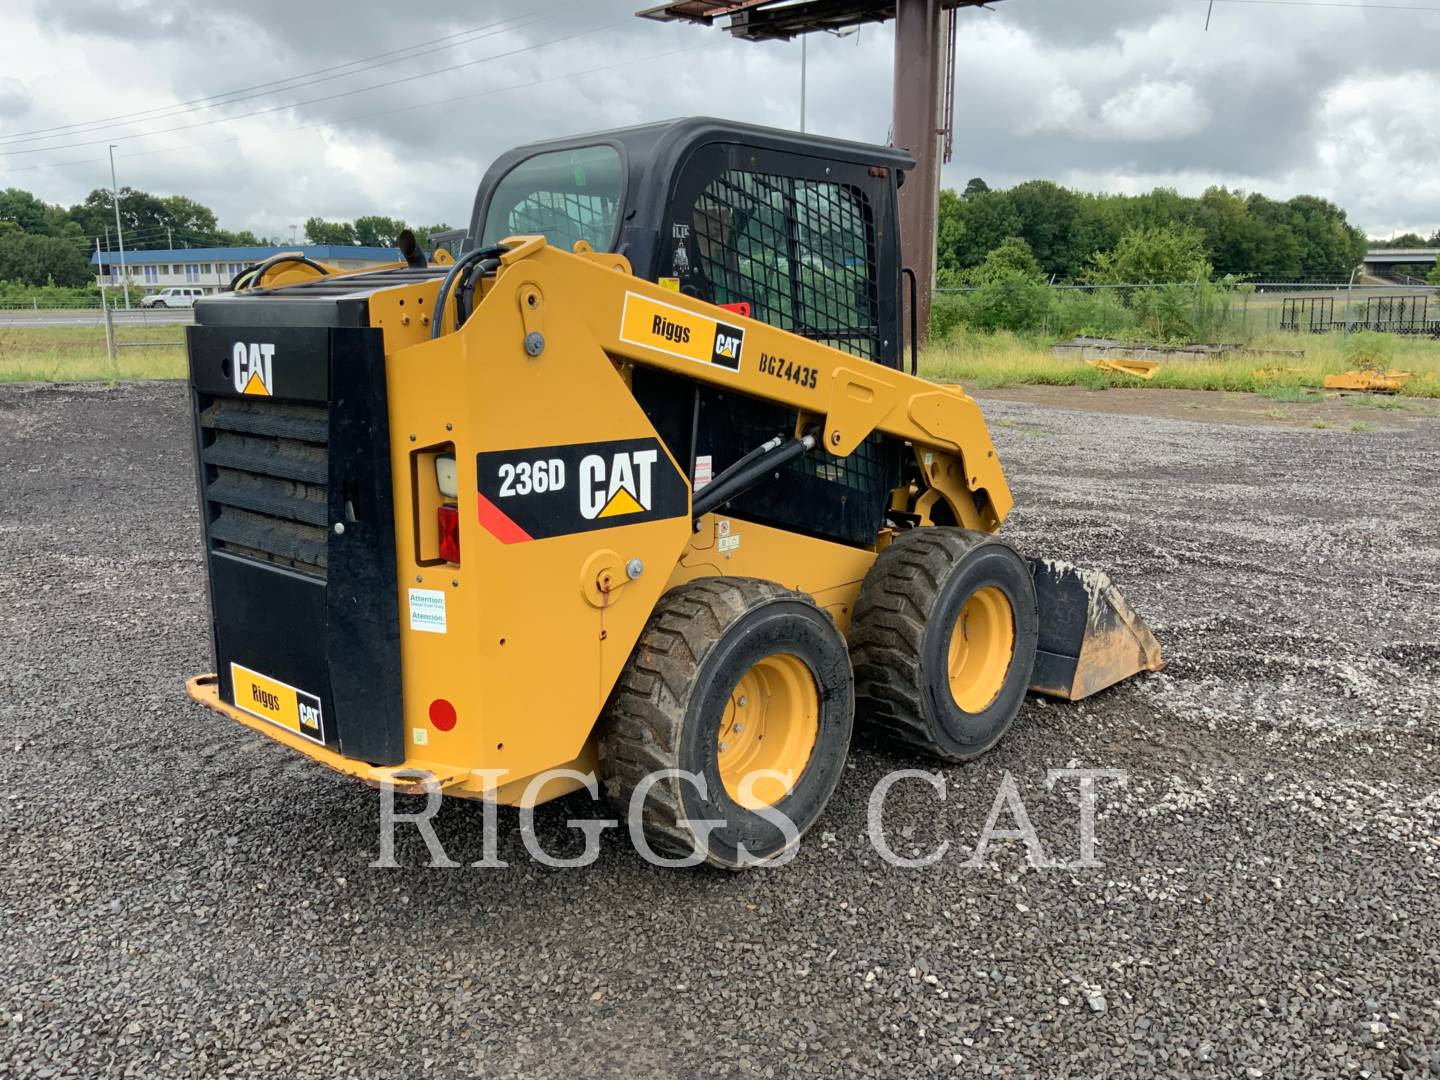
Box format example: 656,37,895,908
638,0,998,40
638,0,1006,345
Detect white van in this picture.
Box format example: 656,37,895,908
140,286,205,308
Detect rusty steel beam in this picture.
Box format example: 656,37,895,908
639,1,998,41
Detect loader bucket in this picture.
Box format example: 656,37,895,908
1028,559,1164,701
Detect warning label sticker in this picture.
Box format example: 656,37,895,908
409,588,448,634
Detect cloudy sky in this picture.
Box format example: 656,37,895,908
1,0,1436,244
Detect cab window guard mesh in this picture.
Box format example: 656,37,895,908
691,170,880,361
504,191,618,251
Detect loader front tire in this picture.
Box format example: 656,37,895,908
598,578,853,869
850,528,1038,762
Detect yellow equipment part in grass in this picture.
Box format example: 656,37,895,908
1322,369,1414,393
1089,358,1159,380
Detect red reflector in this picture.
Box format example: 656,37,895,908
429,698,457,732
437,503,461,563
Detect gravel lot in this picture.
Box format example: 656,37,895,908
2,381,1437,1078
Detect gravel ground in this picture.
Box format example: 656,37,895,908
2,381,1437,1078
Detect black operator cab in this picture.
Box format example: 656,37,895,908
469,117,916,549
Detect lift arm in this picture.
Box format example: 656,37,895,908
467,236,1013,532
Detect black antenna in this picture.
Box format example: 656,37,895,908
1205,0,1216,28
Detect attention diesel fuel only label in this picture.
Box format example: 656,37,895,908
619,292,744,372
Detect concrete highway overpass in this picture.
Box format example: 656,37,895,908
1364,248,1438,275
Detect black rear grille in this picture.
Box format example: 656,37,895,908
199,399,329,577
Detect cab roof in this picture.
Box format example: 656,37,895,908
466,116,913,251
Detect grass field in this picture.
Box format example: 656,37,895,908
921,330,1440,399
3,321,1440,403
0,324,186,382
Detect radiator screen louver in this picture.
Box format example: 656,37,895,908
199,398,329,577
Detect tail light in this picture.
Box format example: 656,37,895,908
437,504,461,563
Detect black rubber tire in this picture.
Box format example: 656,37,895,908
598,577,853,869
151,300,166,308
850,527,1038,762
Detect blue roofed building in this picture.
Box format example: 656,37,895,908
89,245,402,295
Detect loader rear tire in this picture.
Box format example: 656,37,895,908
850,528,1038,762
598,578,853,869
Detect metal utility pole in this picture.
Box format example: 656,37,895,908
893,0,944,343
108,144,130,310
1343,267,1358,337
166,227,173,249
97,237,116,364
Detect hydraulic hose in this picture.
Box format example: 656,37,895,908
226,254,330,293
703,433,785,490
692,433,817,519
431,244,506,340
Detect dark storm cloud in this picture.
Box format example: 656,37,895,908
10,0,1440,235
999,0,1164,44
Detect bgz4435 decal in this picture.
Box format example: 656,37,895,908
474,438,689,543
757,351,818,390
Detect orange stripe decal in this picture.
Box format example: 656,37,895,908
475,492,532,544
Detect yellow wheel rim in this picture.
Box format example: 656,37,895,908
947,586,1016,713
716,653,820,809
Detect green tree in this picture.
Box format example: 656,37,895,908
0,232,94,287
1086,224,1212,287
1192,187,1263,275
964,236,1045,285
1006,180,1078,277
936,238,1051,336
936,189,966,278
1061,195,1127,282
1244,194,1305,278
937,188,1021,274
1129,188,1192,232
216,229,264,247
353,215,408,247
962,177,990,199
304,217,358,245
1285,194,1367,279
1371,232,1428,249
67,186,229,249
0,188,69,235
158,194,220,239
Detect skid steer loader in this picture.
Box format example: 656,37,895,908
184,118,1161,867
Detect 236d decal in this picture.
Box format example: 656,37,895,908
474,438,689,543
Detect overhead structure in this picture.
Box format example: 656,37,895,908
638,0,1006,344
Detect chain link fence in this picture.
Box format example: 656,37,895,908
932,279,1440,343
